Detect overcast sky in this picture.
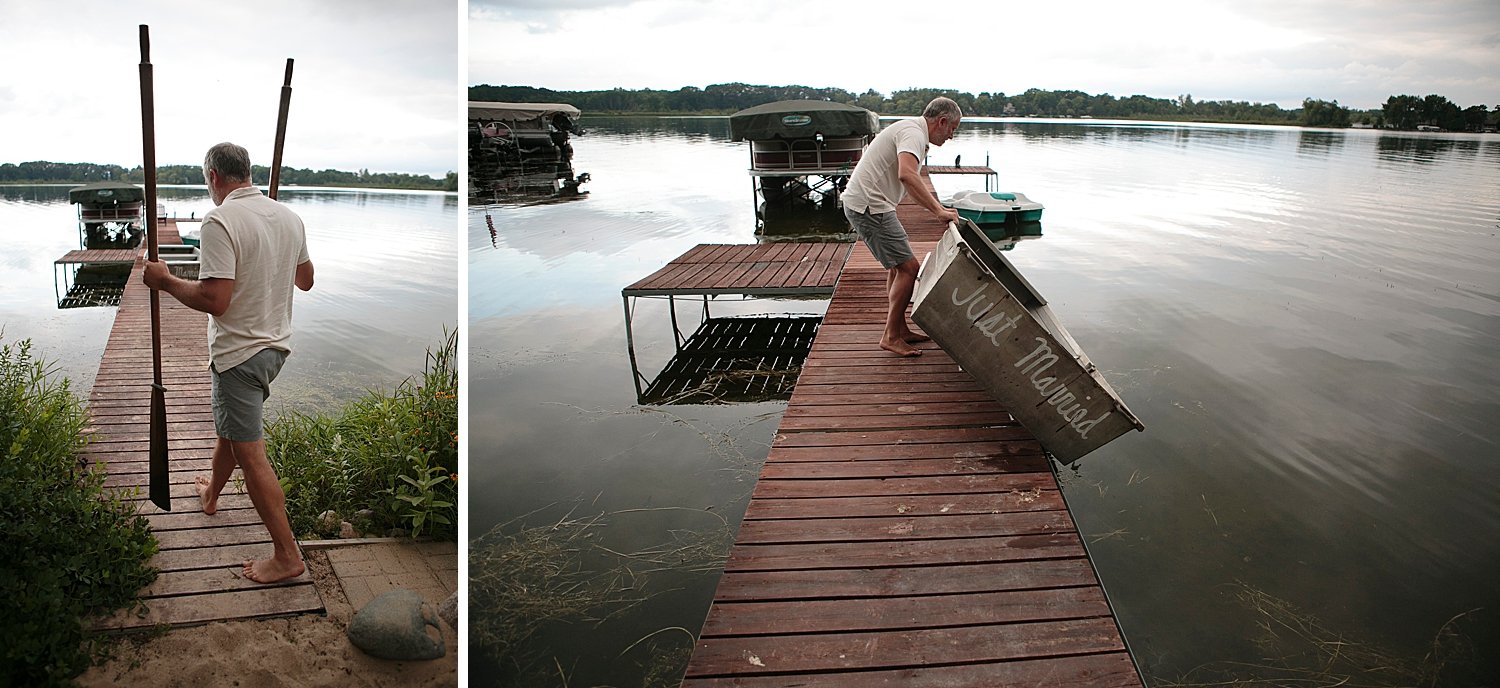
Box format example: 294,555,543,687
470,0,1499,111
1,1,458,177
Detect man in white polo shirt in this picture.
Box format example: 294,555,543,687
842,96,962,356
143,141,314,584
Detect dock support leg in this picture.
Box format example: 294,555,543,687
622,295,646,400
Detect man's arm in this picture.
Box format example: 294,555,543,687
142,261,233,317
898,153,960,224
295,259,314,292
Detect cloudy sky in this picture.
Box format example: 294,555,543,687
471,0,1499,111
1,1,458,177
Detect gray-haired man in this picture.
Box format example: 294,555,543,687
842,96,962,356
144,141,314,584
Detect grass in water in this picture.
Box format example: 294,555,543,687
1156,580,1484,687
470,506,734,685
472,404,773,685
265,330,458,540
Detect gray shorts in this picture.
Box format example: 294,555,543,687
844,207,915,269
210,348,288,442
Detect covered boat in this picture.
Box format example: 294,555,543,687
68,180,144,249
730,100,878,231
468,101,588,199
730,100,878,171
912,220,1143,463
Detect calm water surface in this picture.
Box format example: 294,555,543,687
0,185,458,411
470,117,1500,685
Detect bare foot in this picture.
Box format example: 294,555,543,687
902,331,932,344
879,338,923,357
242,557,305,584
195,475,218,515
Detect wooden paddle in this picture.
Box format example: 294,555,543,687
269,58,294,199
138,25,170,511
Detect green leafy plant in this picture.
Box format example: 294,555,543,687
265,330,457,540
0,338,158,685
389,447,454,537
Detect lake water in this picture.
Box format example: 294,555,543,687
469,117,1500,685
0,185,458,412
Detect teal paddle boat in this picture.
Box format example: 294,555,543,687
946,190,1044,225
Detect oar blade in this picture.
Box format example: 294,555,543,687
148,381,171,511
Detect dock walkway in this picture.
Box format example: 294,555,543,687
85,219,323,631
679,174,1141,685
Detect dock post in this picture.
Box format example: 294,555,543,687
269,58,295,199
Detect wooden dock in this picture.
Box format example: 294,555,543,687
678,174,1141,685
925,164,998,192
623,242,849,297
84,219,323,631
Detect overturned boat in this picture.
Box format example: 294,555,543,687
912,220,1143,463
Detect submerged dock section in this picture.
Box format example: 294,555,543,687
622,242,850,403
676,173,1141,685
85,218,322,631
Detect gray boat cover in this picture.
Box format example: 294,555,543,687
468,101,581,123
729,100,878,141
68,181,144,206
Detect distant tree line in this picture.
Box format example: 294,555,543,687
0,161,457,192
473,83,1500,132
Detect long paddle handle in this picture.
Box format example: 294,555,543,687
269,58,294,199
139,24,170,512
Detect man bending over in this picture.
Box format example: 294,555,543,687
842,96,963,356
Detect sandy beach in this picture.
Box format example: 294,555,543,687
79,549,457,687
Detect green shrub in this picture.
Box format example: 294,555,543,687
0,338,158,685
266,330,458,540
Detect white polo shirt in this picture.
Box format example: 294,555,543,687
197,186,310,371
841,118,929,215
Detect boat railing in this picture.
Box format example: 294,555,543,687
79,204,143,223
749,136,867,173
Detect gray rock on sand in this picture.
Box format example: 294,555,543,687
347,589,446,660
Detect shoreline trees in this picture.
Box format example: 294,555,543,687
472,83,1498,132
0,161,457,190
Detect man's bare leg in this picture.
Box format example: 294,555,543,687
231,438,305,583
196,437,238,515
881,258,924,356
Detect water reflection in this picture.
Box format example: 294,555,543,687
1296,130,1345,156
756,197,852,239
1376,134,1482,165
627,310,818,405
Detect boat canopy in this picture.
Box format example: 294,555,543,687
468,101,581,123
68,181,145,206
729,100,878,142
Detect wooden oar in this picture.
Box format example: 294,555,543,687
138,24,170,512
269,58,294,199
